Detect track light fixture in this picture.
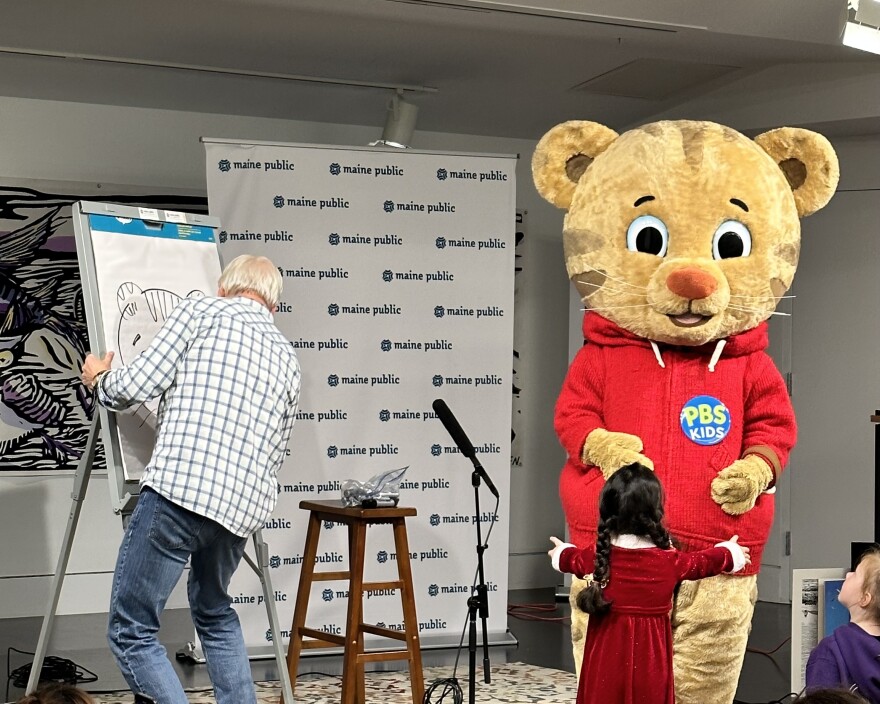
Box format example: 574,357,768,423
371,90,419,149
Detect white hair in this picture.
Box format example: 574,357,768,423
218,255,282,309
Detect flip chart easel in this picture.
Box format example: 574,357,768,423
27,202,294,703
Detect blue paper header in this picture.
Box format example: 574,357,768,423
88,214,216,243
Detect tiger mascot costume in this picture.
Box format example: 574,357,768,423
533,120,839,703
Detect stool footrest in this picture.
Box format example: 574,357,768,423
362,580,403,592
360,624,408,641
312,570,351,581
299,627,345,646
357,650,416,664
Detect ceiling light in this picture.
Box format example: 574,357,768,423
370,90,419,149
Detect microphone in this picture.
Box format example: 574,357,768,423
432,399,499,498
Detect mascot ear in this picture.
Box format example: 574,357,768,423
754,127,840,217
532,120,619,210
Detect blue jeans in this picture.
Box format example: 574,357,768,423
107,487,256,704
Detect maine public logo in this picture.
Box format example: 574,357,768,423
679,395,731,446
329,233,341,245
218,159,231,172
218,230,228,243
381,340,392,352
379,409,391,421
384,200,395,213
434,306,445,318
329,163,342,175
436,237,446,249
436,168,448,180
383,270,394,282
273,195,285,208
327,374,339,387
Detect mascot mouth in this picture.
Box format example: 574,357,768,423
667,313,712,328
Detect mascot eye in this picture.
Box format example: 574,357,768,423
625,215,668,257
712,220,752,260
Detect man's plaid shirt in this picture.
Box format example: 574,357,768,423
98,295,300,537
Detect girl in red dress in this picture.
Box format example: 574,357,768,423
549,464,749,704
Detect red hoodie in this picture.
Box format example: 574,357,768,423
556,312,795,574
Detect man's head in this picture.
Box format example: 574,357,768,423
218,255,282,310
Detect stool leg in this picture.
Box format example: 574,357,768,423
342,521,367,704
392,518,425,704
283,510,322,704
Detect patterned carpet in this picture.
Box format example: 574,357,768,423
90,662,577,703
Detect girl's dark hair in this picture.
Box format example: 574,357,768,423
577,463,670,615
16,683,94,704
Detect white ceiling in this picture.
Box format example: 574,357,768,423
0,0,872,141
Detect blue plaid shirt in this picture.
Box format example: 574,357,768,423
98,295,300,537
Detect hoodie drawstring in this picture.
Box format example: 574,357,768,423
649,339,728,372
650,341,665,369
708,339,727,372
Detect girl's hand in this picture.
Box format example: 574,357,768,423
548,536,564,557
728,534,751,565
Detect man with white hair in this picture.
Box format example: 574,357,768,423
81,254,300,704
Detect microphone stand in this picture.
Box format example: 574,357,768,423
466,456,492,704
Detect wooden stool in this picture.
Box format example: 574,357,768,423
284,500,425,704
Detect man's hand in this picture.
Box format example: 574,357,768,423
81,351,115,389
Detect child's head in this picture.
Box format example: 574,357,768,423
839,545,880,621
599,463,668,541
16,683,94,704
577,463,670,616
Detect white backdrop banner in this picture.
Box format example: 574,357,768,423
204,140,516,651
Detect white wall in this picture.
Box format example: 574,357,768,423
789,136,880,570
0,96,569,618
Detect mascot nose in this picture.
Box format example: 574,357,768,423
666,267,718,300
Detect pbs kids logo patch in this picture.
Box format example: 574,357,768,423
679,395,731,446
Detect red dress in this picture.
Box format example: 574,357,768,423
559,543,734,704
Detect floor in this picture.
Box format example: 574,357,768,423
1,589,792,704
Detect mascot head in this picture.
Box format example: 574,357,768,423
532,120,839,345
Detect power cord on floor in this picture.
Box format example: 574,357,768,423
507,602,570,624
733,693,800,704
422,677,463,704
6,647,97,701
746,636,791,658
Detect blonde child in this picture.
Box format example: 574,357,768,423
806,545,880,702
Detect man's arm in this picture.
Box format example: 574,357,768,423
87,300,198,411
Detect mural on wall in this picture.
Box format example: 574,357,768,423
0,184,206,472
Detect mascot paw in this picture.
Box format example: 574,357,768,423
583,428,654,479
711,456,772,516
600,451,654,480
